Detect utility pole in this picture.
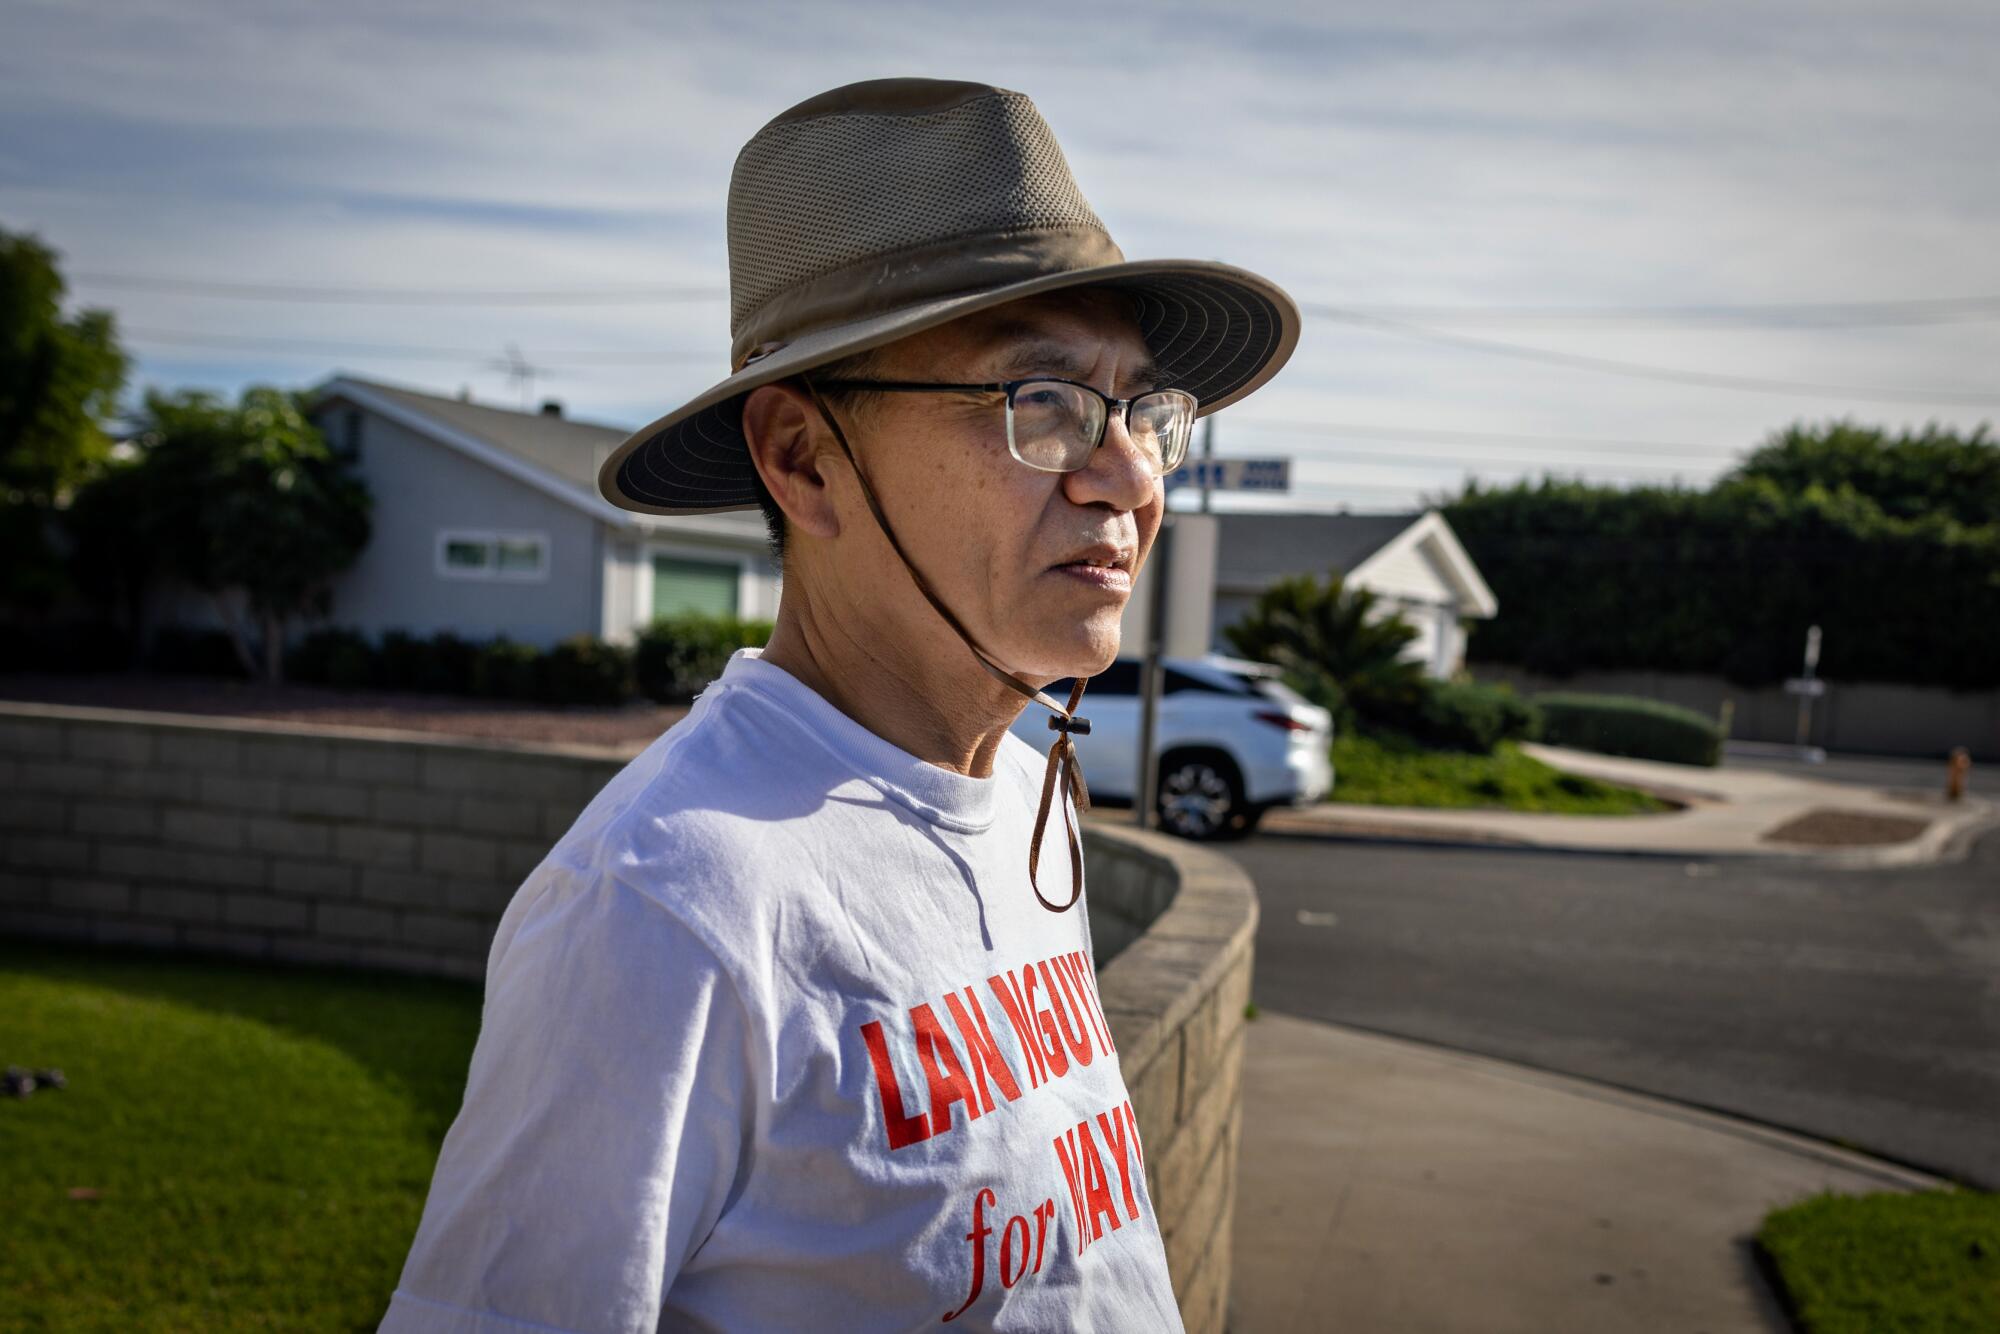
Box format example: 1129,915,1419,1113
1136,514,1174,830
1197,415,1216,515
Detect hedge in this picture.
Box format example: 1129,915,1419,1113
1363,679,1542,754
281,618,769,706
634,614,773,702
147,626,250,678
0,618,133,673
1534,691,1723,767
1442,475,2000,690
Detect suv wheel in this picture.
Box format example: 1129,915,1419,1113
1156,752,1245,841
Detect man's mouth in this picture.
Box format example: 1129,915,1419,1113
1051,545,1135,587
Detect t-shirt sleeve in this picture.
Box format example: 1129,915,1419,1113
378,865,755,1334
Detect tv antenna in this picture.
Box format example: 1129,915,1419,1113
487,343,554,410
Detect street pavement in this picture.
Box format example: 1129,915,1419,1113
1226,825,2000,1189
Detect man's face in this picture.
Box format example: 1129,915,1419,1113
823,289,1165,686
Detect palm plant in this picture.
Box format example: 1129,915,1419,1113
1222,570,1428,728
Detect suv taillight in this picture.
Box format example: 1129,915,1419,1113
1253,710,1311,732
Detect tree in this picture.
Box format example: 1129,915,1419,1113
1222,569,1427,727
1729,418,1999,528
0,228,128,609
120,385,372,681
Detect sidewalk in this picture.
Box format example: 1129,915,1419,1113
1231,1011,1950,1334
1261,742,1997,867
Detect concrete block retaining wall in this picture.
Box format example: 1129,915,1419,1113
1085,823,1258,1334
0,703,621,979
1,702,1257,1332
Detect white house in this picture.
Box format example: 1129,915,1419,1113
1211,510,1498,678
291,374,782,649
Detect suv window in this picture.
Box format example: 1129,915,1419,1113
1167,666,1259,696
1056,660,1141,697
1046,661,1264,698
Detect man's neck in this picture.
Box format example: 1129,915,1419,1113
755,594,1028,780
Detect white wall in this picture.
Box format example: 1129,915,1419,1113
321,412,602,647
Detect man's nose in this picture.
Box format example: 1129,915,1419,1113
1061,409,1158,511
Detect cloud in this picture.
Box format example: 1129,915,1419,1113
3,0,1994,511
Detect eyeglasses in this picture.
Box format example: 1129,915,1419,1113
809,376,1199,477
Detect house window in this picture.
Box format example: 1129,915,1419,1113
652,554,740,619
437,530,549,581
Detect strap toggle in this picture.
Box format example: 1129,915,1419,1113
1047,714,1092,737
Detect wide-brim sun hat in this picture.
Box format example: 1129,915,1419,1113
597,77,1303,516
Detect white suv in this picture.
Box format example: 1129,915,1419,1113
1009,654,1334,840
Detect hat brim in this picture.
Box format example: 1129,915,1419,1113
597,258,1300,516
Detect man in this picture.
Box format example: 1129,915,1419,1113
380,78,1297,1333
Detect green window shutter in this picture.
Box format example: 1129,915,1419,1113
652,555,740,619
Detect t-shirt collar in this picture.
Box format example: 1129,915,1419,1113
717,647,1003,832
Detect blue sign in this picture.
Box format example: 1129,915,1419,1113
1164,457,1291,493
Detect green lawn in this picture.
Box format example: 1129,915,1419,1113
0,940,483,1332
1758,1188,2000,1333
1329,731,1672,814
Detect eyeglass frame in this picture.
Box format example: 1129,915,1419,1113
806,375,1200,476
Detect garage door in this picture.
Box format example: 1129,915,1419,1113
652,554,739,619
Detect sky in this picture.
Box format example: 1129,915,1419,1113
4,0,1996,514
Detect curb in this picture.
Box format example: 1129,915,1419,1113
1786,807,2000,869
1257,805,1999,869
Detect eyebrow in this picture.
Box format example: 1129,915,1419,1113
982,327,1164,397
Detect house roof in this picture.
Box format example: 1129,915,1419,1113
311,374,767,543
1215,511,1421,585
1214,508,1498,617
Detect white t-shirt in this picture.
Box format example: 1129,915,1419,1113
379,648,1184,1334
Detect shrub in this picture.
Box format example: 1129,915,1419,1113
471,636,541,701
541,634,636,706
1441,465,2000,690
286,627,375,688
636,614,773,702
1223,569,1427,733
1366,679,1542,754
424,631,481,695
0,618,131,672
373,629,432,692
1535,691,1722,766
146,626,248,678
290,627,635,705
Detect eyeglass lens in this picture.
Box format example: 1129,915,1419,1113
1007,381,1193,475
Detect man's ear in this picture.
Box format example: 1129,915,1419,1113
742,382,840,540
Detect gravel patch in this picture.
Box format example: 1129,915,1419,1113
1761,807,1931,847
0,672,688,751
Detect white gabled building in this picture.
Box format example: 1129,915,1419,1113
1211,510,1499,678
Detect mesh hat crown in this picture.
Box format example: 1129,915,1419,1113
598,77,1301,515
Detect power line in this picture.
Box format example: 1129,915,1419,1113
1237,441,1722,474
124,327,716,366
79,269,2000,327
82,273,727,305
1236,416,1743,458
121,302,1999,408
1299,303,2000,405
1311,294,2000,328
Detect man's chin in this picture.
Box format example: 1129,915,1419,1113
1004,628,1124,687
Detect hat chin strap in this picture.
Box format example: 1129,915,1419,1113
802,380,1091,913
